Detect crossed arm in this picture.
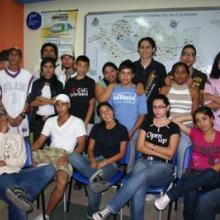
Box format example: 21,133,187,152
136,129,180,160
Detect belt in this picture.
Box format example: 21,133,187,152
35,114,54,121
142,155,170,164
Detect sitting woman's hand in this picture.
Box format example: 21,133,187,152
97,160,108,168
90,160,98,168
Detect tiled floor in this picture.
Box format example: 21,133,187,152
1,181,220,220
30,181,183,220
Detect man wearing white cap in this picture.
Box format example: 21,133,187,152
56,51,76,87
32,94,86,220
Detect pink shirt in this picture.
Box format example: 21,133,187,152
205,79,220,131
190,128,220,170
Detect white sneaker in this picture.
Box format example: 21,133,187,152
145,194,158,201
92,208,111,220
154,194,171,210
34,214,49,220
86,213,93,219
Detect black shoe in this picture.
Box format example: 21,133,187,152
89,170,110,193
74,181,83,190
6,187,33,212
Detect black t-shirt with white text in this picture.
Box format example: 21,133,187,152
64,75,95,123
89,121,129,159
141,117,180,148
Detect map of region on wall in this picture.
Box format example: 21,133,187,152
85,8,220,81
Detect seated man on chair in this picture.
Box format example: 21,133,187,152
0,108,56,220
32,94,86,220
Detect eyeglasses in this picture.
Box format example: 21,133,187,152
181,52,196,57
152,105,167,109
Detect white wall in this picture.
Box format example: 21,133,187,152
24,0,220,70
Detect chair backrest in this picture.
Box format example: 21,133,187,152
23,139,33,168
182,145,192,172
119,143,131,165
171,151,178,166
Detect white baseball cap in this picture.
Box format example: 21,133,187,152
60,51,75,59
55,94,70,103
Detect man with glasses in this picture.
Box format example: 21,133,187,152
180,44,207,91
166,44,207,93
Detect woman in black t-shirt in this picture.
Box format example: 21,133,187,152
69,102,129,218
92,94,180,220
133,37,167,112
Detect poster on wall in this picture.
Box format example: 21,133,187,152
41,10,78,56
85,8,220,81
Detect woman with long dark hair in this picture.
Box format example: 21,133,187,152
28,57,63,141
204,52,220,131
155,106,220,220
95,62,118,122
133,37,167,113
93,94,180,220
69,102,129,218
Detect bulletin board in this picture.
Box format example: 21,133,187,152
85,7,220,81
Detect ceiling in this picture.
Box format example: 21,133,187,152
16,0,53,4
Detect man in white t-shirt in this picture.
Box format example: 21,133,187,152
32,94,86,220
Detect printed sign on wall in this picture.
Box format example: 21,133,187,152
41,10,78,55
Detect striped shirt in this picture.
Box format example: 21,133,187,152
167,83,192,118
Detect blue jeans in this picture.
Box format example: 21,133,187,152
177,132,191,178
0,165,55,220
167,168,220,220
195,187,220,220
69,152,118,216
126,136,137,174
107,158,174,220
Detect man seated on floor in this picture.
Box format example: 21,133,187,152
32,94,86,220
0,109,56,220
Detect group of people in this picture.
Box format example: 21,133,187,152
0,36,220,220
